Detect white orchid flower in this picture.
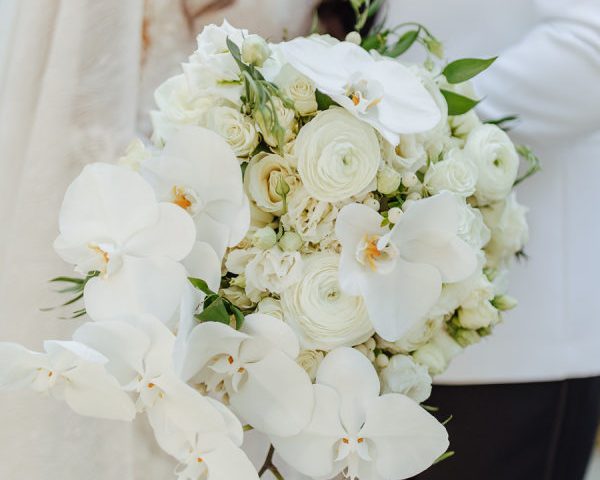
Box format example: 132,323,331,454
0,340,135,420
336,192,478,341
271,347,448,480
54,162,196,322
141,126,250,260
278,37,441,144
179,313,314,437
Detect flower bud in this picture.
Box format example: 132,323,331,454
402,172,419,188
375,353,390,368
388,207,403,224
363,197,380,211
345,31,362,45
491,294,518,311
279,231,303,252
241,34,270,66
253,226,277,249
453,328,481,347
377,165,402,194
412,343,446,376
365,337,376,351
406,192,422,201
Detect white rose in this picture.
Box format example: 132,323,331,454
450,110,482,139
275,64,318,116
257,297,284,320
466,124,519,205
295,107,380,202
458,300,499,330
244,247,303,301
256,96,297,148
280,252,374,350
150,74,216,144
281,187,337,244
221,286,254,310
380,354,433,403
205,106,259,157
297,349,325,381
413,330,462,376
244,152,300,215
432,266,490,317
184,21,246,104
394,316,444,353
483,192,529,267
456,201,491,249
425,148,478,197
381,134,427,173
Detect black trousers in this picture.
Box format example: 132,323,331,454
414,377,600,480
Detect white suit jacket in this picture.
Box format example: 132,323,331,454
387,0,600,383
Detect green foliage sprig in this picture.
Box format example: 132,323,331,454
42,271,100,318
189,277,245,330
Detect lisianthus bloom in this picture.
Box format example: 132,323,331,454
336,192,478,341
279,36,441,144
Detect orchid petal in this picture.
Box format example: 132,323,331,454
229,349,313,436
200,438,259,480
271,384,345,478
84,256,188,322
61,361,136,421
0,343,47,390
206,397,244,447
241,314,300,360
58,163,158,246
183,241,222,292
125,203,196,261
316,347,379,434
361,394,449,479
194,213,232,261
179,322,248,382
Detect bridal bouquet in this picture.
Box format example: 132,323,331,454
0,19,533,480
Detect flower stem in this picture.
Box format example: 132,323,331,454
258,444,285,480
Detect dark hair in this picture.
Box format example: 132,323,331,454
317,0,379,40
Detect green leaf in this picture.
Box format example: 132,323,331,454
195,298,231,325
188,277,215,296
434,451,455,465
442,57,497,84
315,90,336,110
514,145,541,186
49,276,84,285
361,32,386,52
484,114,519,131
440,89,480,116
385,29,419,57
230,305,245,330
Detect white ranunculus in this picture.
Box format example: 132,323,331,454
483,192,529,267
280,252,374,351
281,187,338,244
465,124,519,205
150,74,217,145
205,106,259,157
297,349,325,381
274,64,318,116
184,21,246,104
380,354,433,403
425,148,478,197
227,246,303,302
295,107,381,202
244,152,299,215
279,37,441,144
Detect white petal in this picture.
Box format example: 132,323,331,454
316,347,379,434
0,343,47,390
44,340,108,368
72,320,150,385
183,241,222,292
271,384,345,478
84,256,188,322
395,192,458,241
194,212,234,261
62,362,136,421
401,234,478,283
371,60,441,135
201,438,259,480
229,350,314,436
361,394,449,479
241,314,300,360
125,203,196,261
206,397,244,447
133,315,176,379
227,193,251,248
179,322,248,382
58,163,158,246
335,203,385,250
363,259,442,341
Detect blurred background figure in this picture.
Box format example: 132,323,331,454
0,1,316,479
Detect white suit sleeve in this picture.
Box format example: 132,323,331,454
474,0,600,143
